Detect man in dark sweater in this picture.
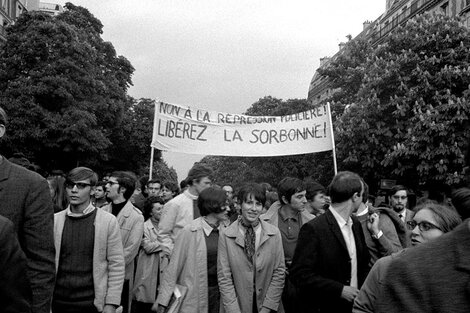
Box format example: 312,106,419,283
104,171,144,313
53,167,124,313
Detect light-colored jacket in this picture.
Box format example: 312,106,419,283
218,219,286,313
54,208,125,312
157,217,215,313
157,190,197,255
260,200,315,227
103,201,144,280
133,219,161,303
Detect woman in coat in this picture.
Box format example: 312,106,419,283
218,183,286,313
353,202,462,313
132,196,165,313
155,187,229,313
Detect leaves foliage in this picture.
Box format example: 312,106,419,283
322,13,470,188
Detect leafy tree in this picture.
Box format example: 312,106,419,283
200,97,335,189
105,98,157,175
0,3,134,172
323,13,470,188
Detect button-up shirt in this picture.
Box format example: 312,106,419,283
278,207,302,264
329,206,358,288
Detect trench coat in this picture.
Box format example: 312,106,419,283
133,219,161,303
156,217,219,313
217,219,286,313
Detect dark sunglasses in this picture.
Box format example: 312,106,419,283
406,220,441,232
65,181,92,190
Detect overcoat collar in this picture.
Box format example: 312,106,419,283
224,219,276,250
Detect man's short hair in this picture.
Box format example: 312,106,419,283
162,180,179,194
111,171,137,200
66,167,98,186
238,183,266,207
328,171,363,204
388,185,408,197
147,179,161,186
139,175,149,188
198,187,227,216
278,177,305,205
305,179,326,201
451,187,470,220
362,180,369,204
180,179,188,190
96,181,107,188
186,163,213,186
0,107,7,126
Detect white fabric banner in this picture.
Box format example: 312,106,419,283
151,102,333,157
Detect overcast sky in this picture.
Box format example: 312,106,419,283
57,0,385,181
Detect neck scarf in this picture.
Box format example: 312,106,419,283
239,217,259,263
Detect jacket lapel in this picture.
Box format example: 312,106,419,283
224,221,245,248
325,209,348,252
258,221,276,249
0,159,12,196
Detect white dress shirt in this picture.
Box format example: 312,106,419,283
329,206,358,288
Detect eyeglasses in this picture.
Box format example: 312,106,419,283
106,181,119,186
392,195,408,200
65,181,92,190
406,220,441,232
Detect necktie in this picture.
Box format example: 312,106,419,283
193,199,200,219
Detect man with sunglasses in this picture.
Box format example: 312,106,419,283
0,107,55,313
53,167,124,313
103,171,144,313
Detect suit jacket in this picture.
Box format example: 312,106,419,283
376,220,470,313
398,208,415,248
0,158,55,313
54,208,125,311
290,208,370,313
0,215,32,313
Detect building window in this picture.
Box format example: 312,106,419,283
411,1,419,13
439,2,449,15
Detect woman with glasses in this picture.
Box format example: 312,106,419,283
353,202,461,313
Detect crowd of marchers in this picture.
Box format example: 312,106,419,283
1,104,470,313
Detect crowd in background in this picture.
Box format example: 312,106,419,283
2,104,470,313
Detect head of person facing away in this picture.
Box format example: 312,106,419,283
185,163,213,196
327,171,364,213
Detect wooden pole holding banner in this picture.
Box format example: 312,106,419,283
149,100,160,180
327,102,338,175
149,147,154,180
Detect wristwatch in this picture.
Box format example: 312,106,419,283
372,230,383,239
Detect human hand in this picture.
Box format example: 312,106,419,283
102,304,117,313
152,304,166,313
367,212,380,235
341,286,359,302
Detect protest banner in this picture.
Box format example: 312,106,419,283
151,102,334,157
